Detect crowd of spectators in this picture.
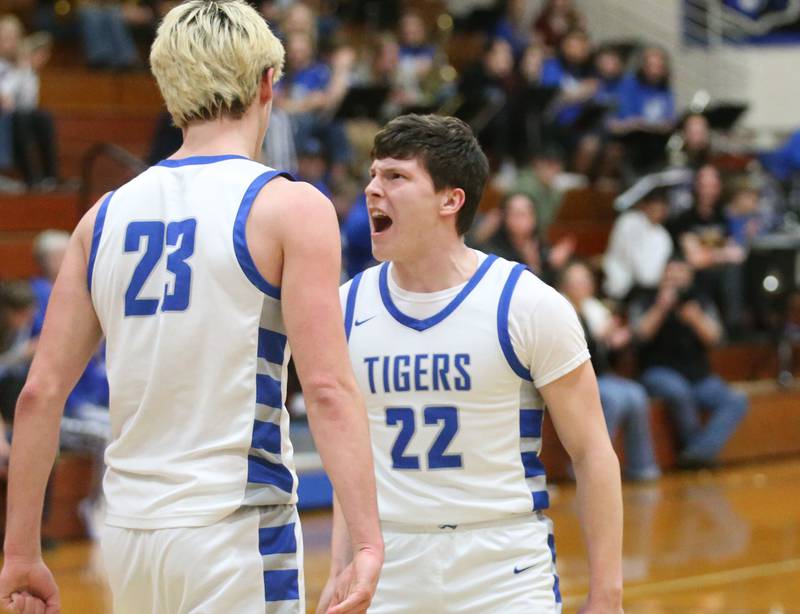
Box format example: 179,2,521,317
2,0,800,526
0,14,59,192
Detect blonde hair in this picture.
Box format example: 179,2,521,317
150,0,285,129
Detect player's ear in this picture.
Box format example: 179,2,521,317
259,68,274,105
440,187,466,219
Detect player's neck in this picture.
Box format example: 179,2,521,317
390,241,477,293
173,115,261,161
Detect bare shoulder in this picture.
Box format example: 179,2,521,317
253,177,337,230
73,192,112,260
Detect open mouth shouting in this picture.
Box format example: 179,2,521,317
370,209,393,234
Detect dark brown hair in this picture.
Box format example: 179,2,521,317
371,114,489,236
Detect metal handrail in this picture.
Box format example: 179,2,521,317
78,142,147,216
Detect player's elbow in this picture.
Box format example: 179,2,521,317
570,433,620,475
302,374,360,423
14,376,64,418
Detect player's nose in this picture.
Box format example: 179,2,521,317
365,175,384,199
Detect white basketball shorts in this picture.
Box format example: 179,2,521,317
101,505,304,614
369,512,561,614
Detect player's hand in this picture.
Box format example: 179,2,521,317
325,548,383,614
315,574,337,614
0,557,60,614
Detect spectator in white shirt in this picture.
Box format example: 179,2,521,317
604,187,673,301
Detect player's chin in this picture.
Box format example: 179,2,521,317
369,238,394,263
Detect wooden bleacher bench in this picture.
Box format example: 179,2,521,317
541,340,800,481
548,187,618,258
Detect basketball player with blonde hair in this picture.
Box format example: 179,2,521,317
0,2,382,613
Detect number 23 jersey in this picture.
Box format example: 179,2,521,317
89,156,296,529
340,252,589,525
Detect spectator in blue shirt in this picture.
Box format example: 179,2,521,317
760,128,800,182
614,46,676,131
276,31,353,183
594,44,625,110
341,193,374,279
492,0,535,60
540,28,597,129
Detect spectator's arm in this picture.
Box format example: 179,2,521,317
280,91,329,114
324,46,356,114
633,288,676,342
680,232,715,269
678,301,721,346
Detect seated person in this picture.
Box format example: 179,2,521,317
629,260,748,468
603,187,673,301
478,192,574,284
668,165,746,332
560,261,660,481
0,281,36,426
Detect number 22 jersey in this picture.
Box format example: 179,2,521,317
340,252,589,525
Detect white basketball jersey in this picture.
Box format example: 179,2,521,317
341,253,589,526
89,155,297,529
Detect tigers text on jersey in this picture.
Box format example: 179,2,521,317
89,155,297,529
340,252,589,526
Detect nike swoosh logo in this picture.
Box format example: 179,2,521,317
513,564,537,574
354,315,377,327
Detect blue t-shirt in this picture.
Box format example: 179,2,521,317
341,194,374,279
399,44,436,62
28,277,109,416
541,57,591,126
760,129,800,181
287,63,331,99
616,73,675,123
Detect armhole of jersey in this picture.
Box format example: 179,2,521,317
497,263,534,382
86,190,115,293
233,170,292,299
343,271,364,342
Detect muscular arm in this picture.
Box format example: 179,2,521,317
248,180,383,580
0,201,104,612
4,204,103,560
542,361,623,612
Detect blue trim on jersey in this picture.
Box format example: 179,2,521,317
256,374,282,409
233,170,294,299
248,455,294,492
156,154,249,167
343,271,364,341
86,191,114,292
547,533,562,603
521,452,546,478
258,328,287,365
378,254,498,332
532,490,550,510
519,409,544,439
497,263,533,381
264,569,300,602
252,420,281,454
259,523,297,556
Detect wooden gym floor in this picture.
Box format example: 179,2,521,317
16,457,800,613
